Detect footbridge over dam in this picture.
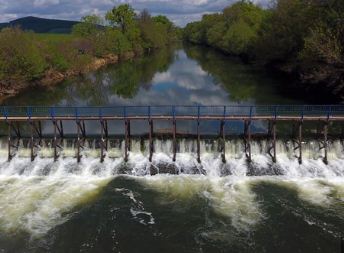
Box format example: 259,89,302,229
1,105,343,165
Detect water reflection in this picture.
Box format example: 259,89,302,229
2,45,301,107
1,45,303,135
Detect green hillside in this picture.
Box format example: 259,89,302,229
0,16,79,33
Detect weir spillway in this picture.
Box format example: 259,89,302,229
1,105,344,167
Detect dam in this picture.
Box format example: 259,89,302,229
1,105,344,170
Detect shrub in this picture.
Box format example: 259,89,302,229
0,28,47,81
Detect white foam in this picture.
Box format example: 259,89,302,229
139,175,262,231
0,138,343,237
0,175,112,237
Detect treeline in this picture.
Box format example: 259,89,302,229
184,0,344,100
0,4,180,89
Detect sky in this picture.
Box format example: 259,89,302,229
0,0,268,27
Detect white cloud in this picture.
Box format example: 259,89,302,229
0,0,267,26
33,0,60,7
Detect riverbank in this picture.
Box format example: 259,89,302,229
0,5,180,103
183,0,344,102
0,51,137,101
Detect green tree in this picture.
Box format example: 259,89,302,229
105,4,136,33
184,1,267,58
138,10,169,50
0,28,47,82
72,15,103,37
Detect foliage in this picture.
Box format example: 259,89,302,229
72,15,103,37
254,0,344,95
105,4,136,33
184,1,267,58
0,28,47,81
183,0,344,99
0,4,179,85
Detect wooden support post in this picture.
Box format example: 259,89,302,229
323,122,328,165
59,120,64,138
52,120,64,162
124,120,129,162
267,120,277,163
77,120,81,163
53,120,58,162
220,120,226,163
100,120,108,163
173,119,177,162
36,121,42,146
7,123,11,161
149,120,154,162
298,121,303,164
104,120,108,150
128,120,131,152
82,121,86,138
100,120,105,163
30,122,35,162
11,123,21,139
272,121,276,163
244,120,252,162
197,120,201,163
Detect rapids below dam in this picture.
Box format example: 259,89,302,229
0,45,343,252
0,138,343,252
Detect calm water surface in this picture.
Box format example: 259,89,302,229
2,45,300,106
0,45,342,253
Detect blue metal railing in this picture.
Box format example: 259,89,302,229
1,105,344,118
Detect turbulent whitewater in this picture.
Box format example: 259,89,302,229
0,138,343,252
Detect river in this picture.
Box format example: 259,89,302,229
0,45,343,253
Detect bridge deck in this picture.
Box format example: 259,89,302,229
1,115,344,121
0,105,344,121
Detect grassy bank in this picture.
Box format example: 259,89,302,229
0,4,180,98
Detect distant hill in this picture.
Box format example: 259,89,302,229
0,16,79,33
